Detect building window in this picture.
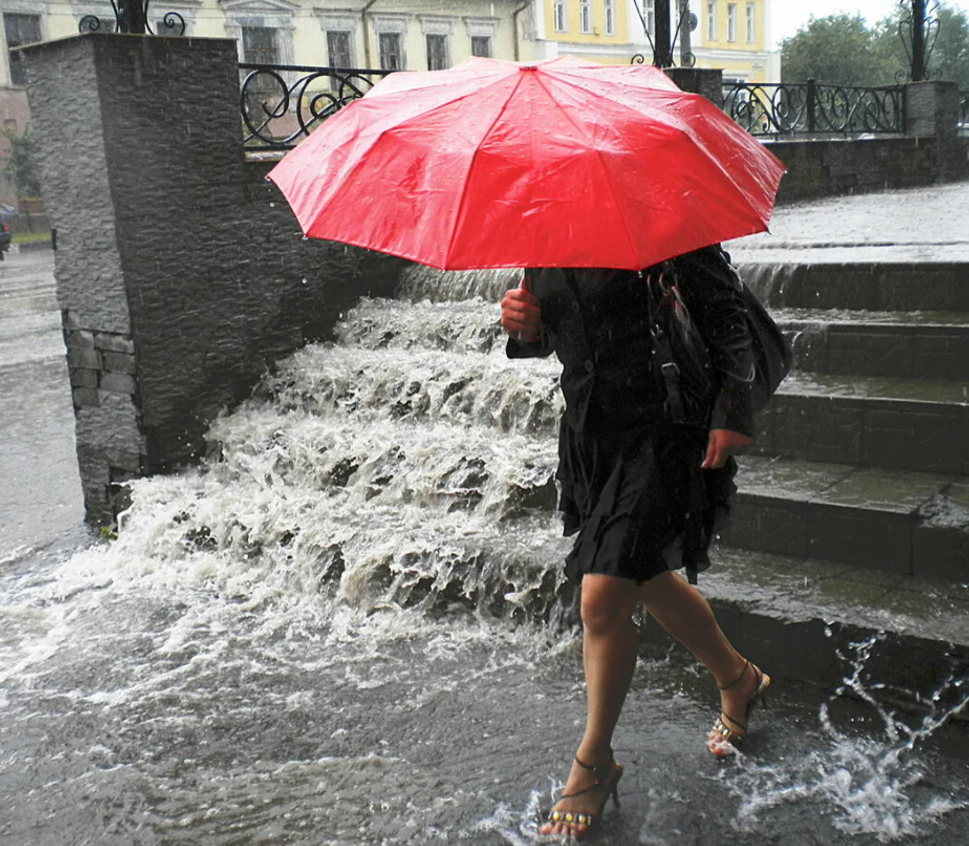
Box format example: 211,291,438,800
4,13,41,87
646,0,656,38
554,0,567,32
745,3,755,42
726,3,737,42
242,26,277,64
579,0,592,33
470,35,492,58
379,32,402,70
604,0,616,35
327,31,352,68
426,33,449,70
706,2,716,41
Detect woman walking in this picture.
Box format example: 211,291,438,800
499,244,771,839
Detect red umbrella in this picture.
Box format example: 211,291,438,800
268,56,785,271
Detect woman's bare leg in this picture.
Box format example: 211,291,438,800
639,571,760,748
540,574,640,837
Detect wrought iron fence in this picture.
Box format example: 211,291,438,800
241,63,393,151
723,79,905,136
240,66,960,151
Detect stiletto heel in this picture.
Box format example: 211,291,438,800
545,753,623,837
707,660,770,757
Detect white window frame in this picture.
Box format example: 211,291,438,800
420,16,453,71
604,0,616,36
553,0,568,33
726,3,737,42
319,13,358,68
646,0,656,38
579,0,592,34
465,18,498,58
373,13,409,71
745,2,755,43
706,1,716,41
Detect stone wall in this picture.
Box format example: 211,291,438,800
769,134,969,203
21,34,402,524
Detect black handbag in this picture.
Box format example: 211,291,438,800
644,268,791,427
644,271,716,428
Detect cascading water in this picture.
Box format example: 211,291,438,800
2,264,969,845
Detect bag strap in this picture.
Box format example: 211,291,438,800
643,271,688,425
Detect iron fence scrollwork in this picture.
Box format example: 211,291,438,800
241,64,393,151
723,79,905,136
79,1,186,36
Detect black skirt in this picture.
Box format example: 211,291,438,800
557,416,737,585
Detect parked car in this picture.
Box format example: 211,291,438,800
0,205,16,258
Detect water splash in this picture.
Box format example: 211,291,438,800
723,635,969,842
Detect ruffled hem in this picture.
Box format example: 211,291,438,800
557,418,736,585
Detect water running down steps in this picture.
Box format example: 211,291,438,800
4,242,969,842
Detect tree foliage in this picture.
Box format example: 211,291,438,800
2,128,43,199
781,3,969,89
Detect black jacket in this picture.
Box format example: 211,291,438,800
506,245,755,436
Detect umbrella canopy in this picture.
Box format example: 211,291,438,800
268,57,785,271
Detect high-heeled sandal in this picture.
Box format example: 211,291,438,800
708,660,770,757
544,754,623,837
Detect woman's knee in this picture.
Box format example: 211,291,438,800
580,575,639,636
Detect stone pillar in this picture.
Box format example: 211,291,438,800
20,34,401,525
905,80,960,137
665,67,724,109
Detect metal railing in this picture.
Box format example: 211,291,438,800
240,65,960,152
241,63,393,151
723,79,905,137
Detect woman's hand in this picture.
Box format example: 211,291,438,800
702,428,753,469
500,284,543,342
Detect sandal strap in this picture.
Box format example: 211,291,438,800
718,659,750,691
573,751,615,784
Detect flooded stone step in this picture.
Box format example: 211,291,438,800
724,455,968,582
644,546,969,715
758,371,969,475
738,261,969,312
774,308,969,380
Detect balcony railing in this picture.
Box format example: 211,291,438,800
241,63,393,151
723,79,905,136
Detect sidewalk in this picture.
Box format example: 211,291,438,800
727,179,969,263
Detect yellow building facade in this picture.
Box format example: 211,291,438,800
0,1,780,90
525,0,779,81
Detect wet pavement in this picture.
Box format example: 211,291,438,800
727,180,969,264
3,182,969,845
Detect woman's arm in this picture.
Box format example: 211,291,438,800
673,246,756,440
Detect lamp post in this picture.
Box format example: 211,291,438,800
899,0,940,82
654,0,673,67
912,0,927,81
117,1,147,35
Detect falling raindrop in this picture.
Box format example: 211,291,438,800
269,202,275,207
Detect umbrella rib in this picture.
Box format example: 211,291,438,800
445,71,529,268
538,72,779,246
529,72,642,267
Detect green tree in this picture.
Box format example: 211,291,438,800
780,13,897,85
2,128,43,199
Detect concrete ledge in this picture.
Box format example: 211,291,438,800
642,547,969,720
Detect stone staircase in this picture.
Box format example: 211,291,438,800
681,260,969,708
